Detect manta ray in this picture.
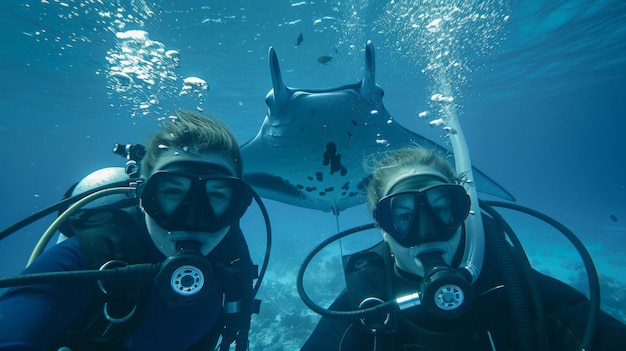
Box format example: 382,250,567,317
240,40,513,215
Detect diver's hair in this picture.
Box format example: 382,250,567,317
366,147,455,212
142,110,242,177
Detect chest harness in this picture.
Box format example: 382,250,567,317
51,205,260,351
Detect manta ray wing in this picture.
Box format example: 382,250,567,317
241,40,514,214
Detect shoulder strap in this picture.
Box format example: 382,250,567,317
185,223,260,351
342,241,397,336
342,242,391,307
52,206,150,351
203,223,258,351
58,210,258,351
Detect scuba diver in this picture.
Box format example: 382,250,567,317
299,147,626,351
0,110,269,351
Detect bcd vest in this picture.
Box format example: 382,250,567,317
51,205,258,351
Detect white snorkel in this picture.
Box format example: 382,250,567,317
415,0,510,286
435,87,484,284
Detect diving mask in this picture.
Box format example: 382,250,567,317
141,162,252,233
373,184,470,247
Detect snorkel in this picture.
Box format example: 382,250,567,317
442,95,485,284
406,80,485,319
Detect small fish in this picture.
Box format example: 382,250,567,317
317,55,333,65
295,32,303,46
609,214,618,222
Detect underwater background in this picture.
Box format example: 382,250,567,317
1,0,625,349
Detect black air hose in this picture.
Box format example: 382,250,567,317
483,216,538,351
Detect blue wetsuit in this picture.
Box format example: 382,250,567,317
0,236,222,350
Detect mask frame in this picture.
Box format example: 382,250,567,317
141,169,252,233
373,184,470,247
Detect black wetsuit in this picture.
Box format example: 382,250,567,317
301,218,626,350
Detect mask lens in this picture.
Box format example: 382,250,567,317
388,193,418,239
205,179,233,217
426,186,453,225
374,184,470,247
154,174,193,216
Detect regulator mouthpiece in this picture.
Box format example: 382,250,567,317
155,240,216,305
419,252,473,319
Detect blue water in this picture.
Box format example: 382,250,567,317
1,0,625,348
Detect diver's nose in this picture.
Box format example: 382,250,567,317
416,209,437,242
180,192,212,230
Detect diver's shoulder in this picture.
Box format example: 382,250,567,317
24,236,86,274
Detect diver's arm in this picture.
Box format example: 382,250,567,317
533,270,626,349
0,238,93,350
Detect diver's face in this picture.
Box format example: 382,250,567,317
143,150,238,257
155,176,233,218
380,173,464,277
